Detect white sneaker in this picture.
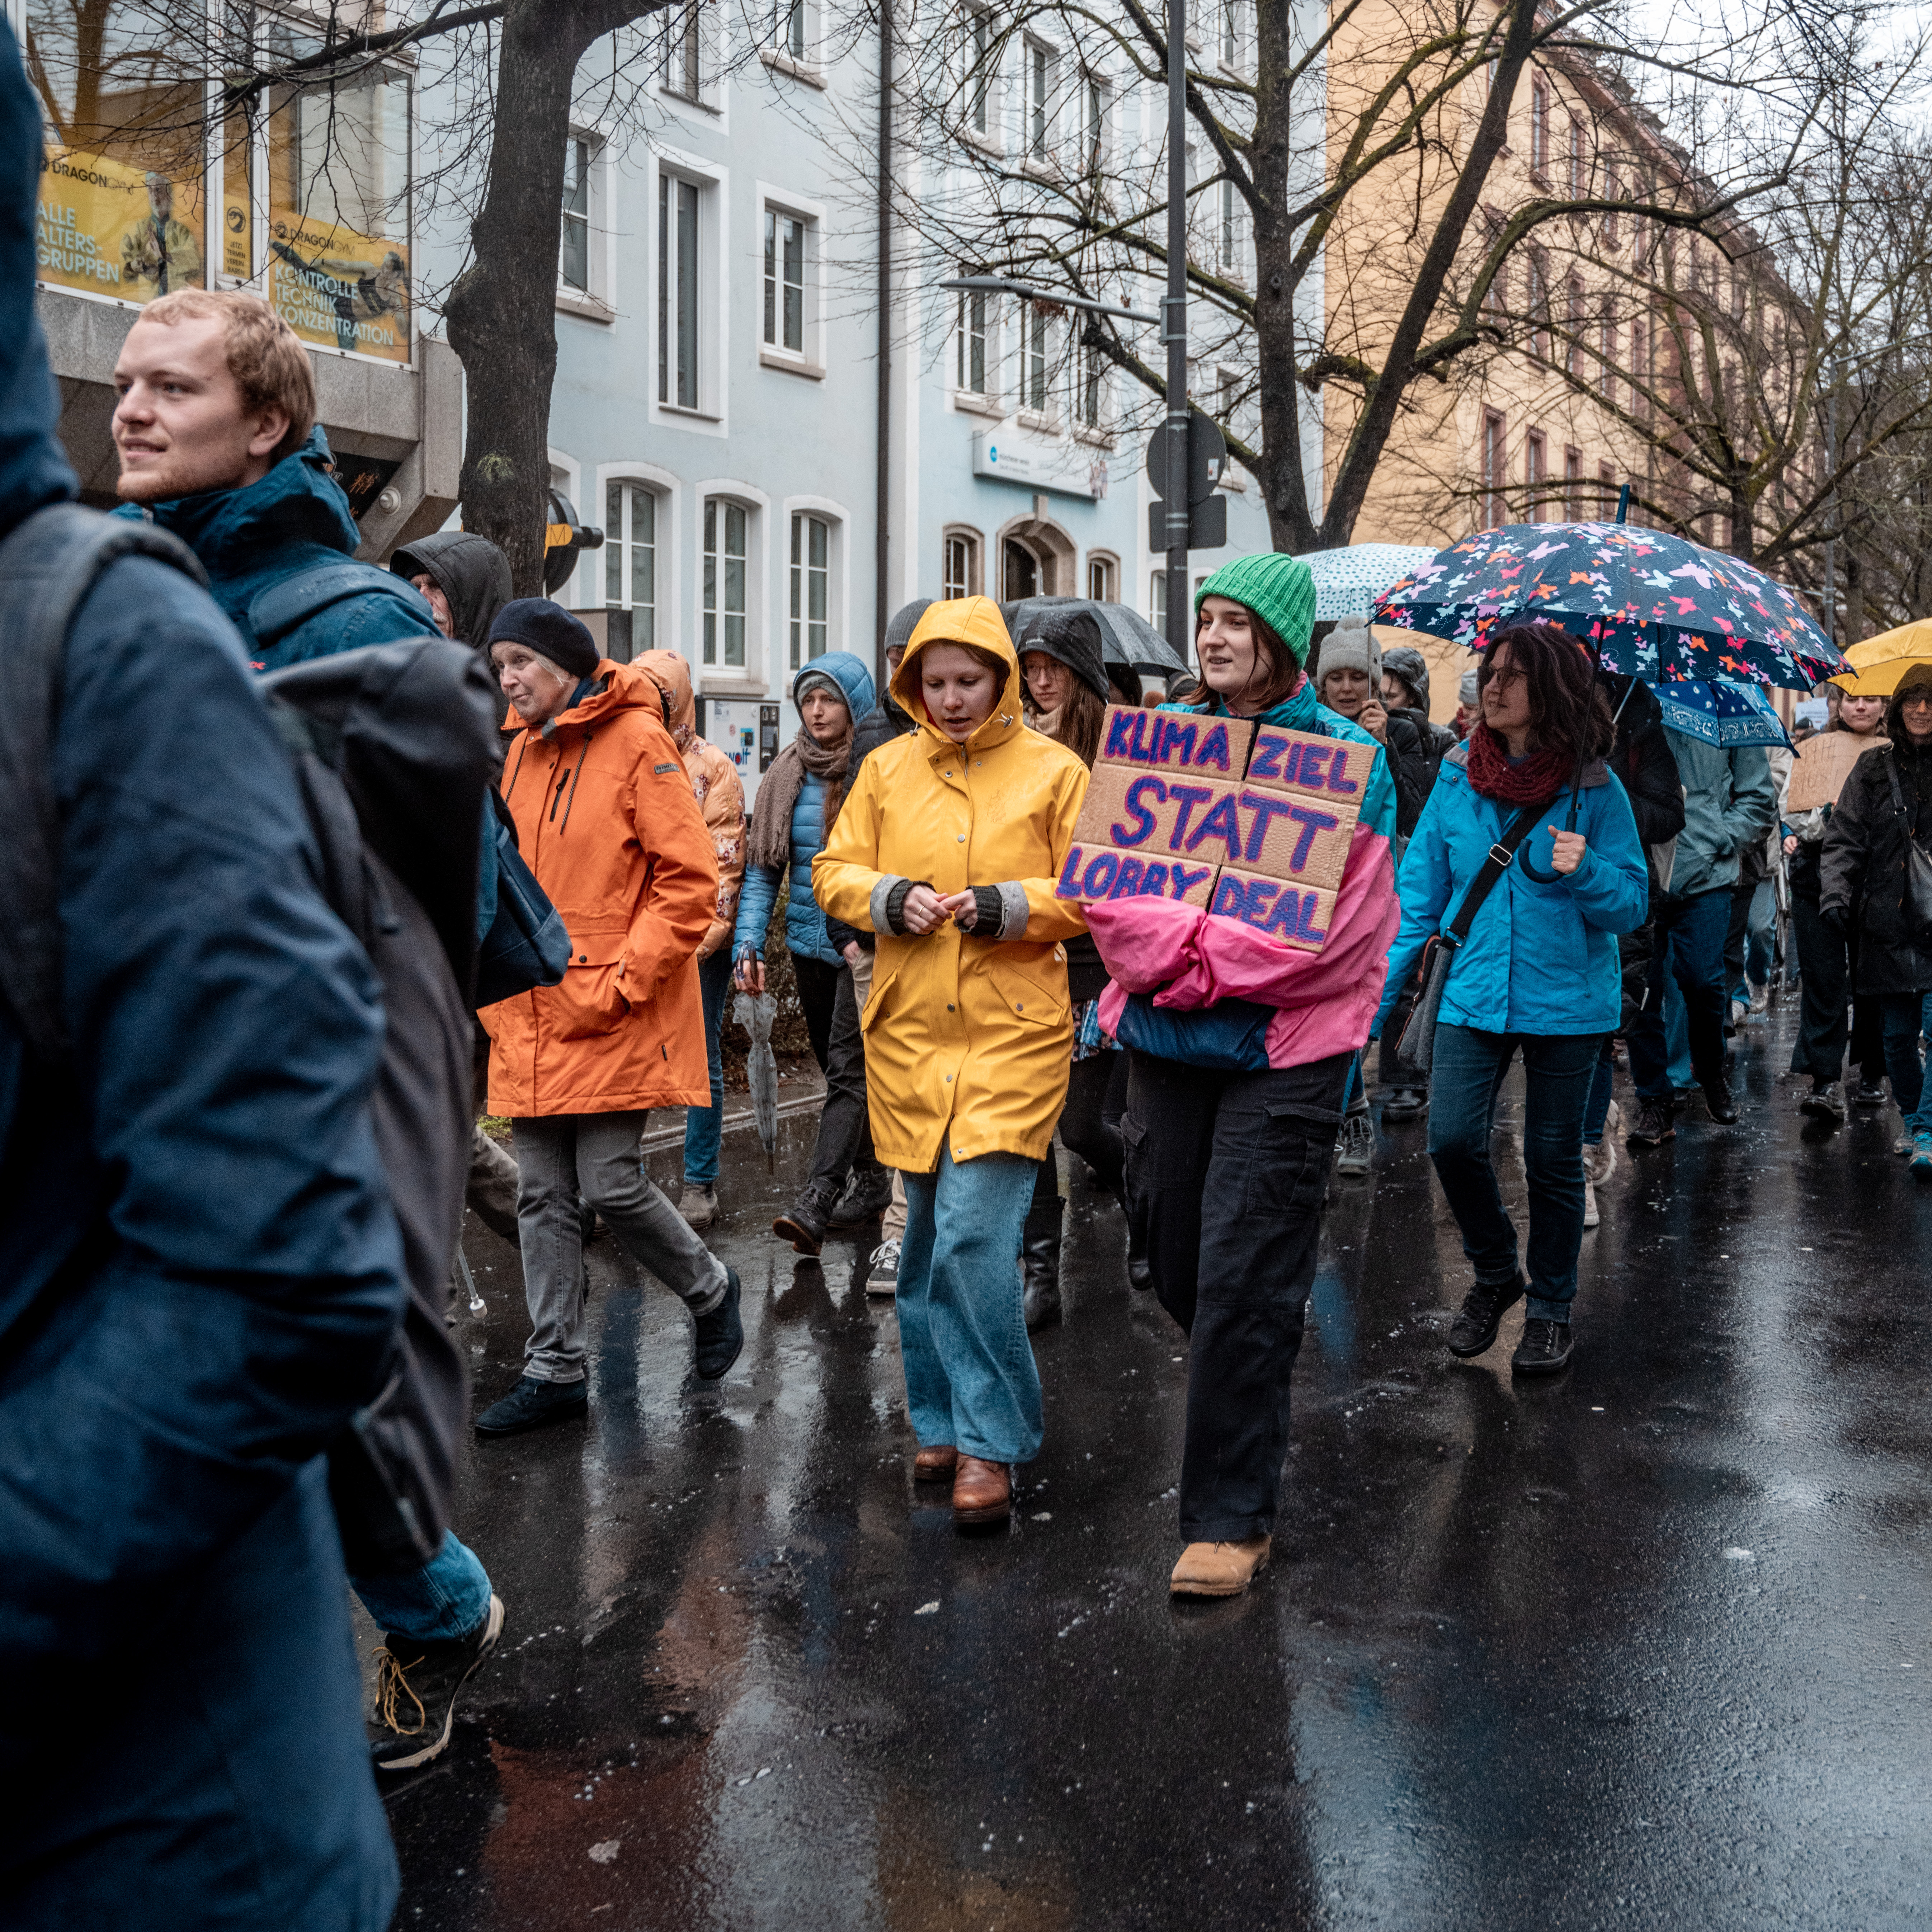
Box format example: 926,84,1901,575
1582,1165,1600,1228
865,1238,901,1296
1582,1133,1617,1187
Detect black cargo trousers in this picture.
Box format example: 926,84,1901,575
1122,1046,1351,1545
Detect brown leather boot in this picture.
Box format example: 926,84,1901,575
1169,1533,1271,1597
951,1456,1012,1525
913,1444,958,1482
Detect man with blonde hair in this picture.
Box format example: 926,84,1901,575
112,286,432,668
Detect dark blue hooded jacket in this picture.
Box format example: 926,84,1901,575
117,424,436,669
0,22,403,1926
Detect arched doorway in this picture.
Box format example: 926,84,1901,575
1003,537,1040,600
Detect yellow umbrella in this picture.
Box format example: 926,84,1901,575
1830,620,1932,695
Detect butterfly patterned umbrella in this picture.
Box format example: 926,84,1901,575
1299,543,1442,621
1372,522,1846,690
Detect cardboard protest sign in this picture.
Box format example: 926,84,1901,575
1785,731,1886,812
1056,705,1373,951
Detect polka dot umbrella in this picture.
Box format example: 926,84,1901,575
1371,521,1846,690
1300,543,1442,621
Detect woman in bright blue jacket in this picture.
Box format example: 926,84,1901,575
1377,621,1648,1377
734,651,885,1250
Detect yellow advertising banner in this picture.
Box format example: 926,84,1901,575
268,211,410,364
37,145,205,302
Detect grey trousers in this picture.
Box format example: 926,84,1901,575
847,948,908,1244
511,1111,727,1384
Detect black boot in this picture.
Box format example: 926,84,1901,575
773,1181,839,1255
1446,1274,1527,1358
1022,1195,1063,1330
827,1164,894,1229
1126,1216,1153,1292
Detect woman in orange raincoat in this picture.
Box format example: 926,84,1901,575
473,601,741,1437
814,598,1089,1527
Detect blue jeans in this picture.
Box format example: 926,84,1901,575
351,1532,493,1644
1582,1035,1616,1142
897,1145,1041,1464
1733,878,1776,1000
1428,1026,1603,1323
1629,887,1729,1099
682,948,734,1188
1880,993,1932,1134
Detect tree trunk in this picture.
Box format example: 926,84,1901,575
444,2,641,597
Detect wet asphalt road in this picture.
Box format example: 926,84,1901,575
376,1001,1932,1930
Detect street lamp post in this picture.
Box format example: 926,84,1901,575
1163,0,1191,663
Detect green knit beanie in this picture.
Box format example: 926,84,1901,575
1194,552,1318,665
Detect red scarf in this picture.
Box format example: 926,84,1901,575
1464,724,1568,804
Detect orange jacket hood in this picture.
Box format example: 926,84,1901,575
635,648,697,748
891,595,1026,757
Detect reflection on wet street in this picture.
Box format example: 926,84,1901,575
380,1007,1932,1929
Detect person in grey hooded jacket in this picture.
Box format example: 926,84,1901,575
1624,729,1776,1145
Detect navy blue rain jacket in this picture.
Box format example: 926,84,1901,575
0,22,405,1917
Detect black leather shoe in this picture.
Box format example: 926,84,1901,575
827,1166,894,1229
692,1267,743,1380
1022,1197,1062,1330
1381,1087,1428,1121
1626,1099,1676,1146
1511,1317,1574,1375
1853,1077,1887,1109
475,1375,587,1436
1701,1076,1739,1124
1800,1080,1846,1123
1126,1219,1154,1292
1446,1275,1526,1357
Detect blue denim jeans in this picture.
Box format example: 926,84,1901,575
1880,993,1932,1134
682,948,734,1188
1732,878,1776,1001
1582,1034,1616,1143
351,1532,493,1644
897,1145,1041,1464
1428,1025,1603,1323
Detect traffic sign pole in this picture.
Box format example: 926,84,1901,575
1164,0,1189,664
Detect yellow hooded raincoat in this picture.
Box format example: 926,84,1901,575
812,597,1090,1170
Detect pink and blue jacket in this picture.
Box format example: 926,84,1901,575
1085,680,1401,1070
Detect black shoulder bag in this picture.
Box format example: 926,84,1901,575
1389,800,1548,1082
1881,753,1932,949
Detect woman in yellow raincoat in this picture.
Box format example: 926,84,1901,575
814,598,1089,1527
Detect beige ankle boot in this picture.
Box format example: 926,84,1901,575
1170,1533,1271,1597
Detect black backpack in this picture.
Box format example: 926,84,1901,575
0,502,500,1576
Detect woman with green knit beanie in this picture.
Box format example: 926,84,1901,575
1101,552,1401,1599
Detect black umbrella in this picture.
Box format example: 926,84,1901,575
999,596,1188,677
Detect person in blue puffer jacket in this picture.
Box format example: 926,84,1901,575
735,651,891,1252
1376,620,1648,1379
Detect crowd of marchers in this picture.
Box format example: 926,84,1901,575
7,16,1932,1925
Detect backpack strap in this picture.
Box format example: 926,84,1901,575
0,503,207,1057
1439,800,1548,951
249,560,426,650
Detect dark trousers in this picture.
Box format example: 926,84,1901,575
1627,886,1730,1099
1059,1050,1127,1198
791,953,881,1198
1428,1025,1601,1323
1123,1047,1349,1544
1789,896,1849,1083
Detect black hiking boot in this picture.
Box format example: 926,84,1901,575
1022,1196,1063,1330
1446,1274,1526,1358
773,1181,839,1255
1701,1075,1739,1125
827,1165,894,1229
368,1594,505,1772
1625,1098,1676,1146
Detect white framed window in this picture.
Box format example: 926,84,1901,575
943,529,982,598
659,173,702,408
763,207,807,354
1218,176,1243,273
664,3,719,104
1082,71,1111,174
1024,301,1052,414
1150,570,1167,633
1218,0,1243,70
1088,554,1117,601
788,512,831,668
779,0,810,60
604,481,660,646
966,8,996,138
561,136,594,291
703,497,750,667
1026,39,1055,160
957,287,989,393
1076,340,1106,428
